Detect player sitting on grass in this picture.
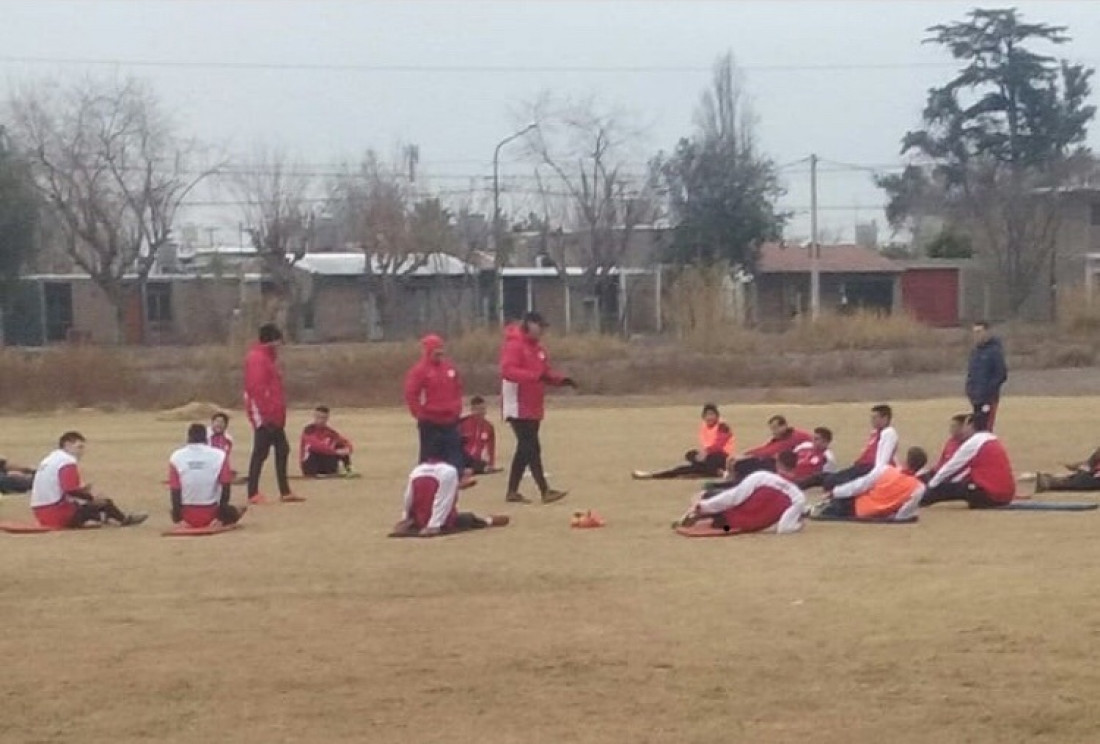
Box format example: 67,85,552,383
633,403,735,480
459,396,500,475
391,460,509,538
675,457,806,534
786,427,838,489
922,415,1015,508
207,412,234,453
823,404,899,489
299,406,354,477
1033,448,1100,493
0,456,36,495
811,447,928,521
31,431,147,529
725,415,812,481
922,414,968,478
169,424,246,529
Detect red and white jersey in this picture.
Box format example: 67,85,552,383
207,428,234,454
168,444,233,507
928,432,1015,503
697,470,806,534
855,426,899,468
792,442,837,480
401,461,460,530
31,449,81,508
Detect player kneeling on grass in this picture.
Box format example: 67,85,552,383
922,415,1015,509
391,460,509,538
812,447,928,521
299,406,354,478
169,424,245,529
676,455,806,534
31,431,147,529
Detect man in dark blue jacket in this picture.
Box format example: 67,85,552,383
966,322,1007,431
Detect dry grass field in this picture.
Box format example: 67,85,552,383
3,396,1100,743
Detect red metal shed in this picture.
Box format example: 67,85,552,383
901,265,961,327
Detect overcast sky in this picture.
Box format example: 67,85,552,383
3,1,1099,244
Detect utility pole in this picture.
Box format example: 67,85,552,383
491,123,538,270
809,153,821,321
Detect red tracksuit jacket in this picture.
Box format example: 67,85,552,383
744,428,813,460
403,335,464,426
459,415,496,467
299,424,354,464
243,343,286,429
500,324,563,421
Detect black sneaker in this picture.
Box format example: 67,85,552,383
121,513,148,527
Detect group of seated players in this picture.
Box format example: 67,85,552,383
638,402,1021,536
17,395,503,533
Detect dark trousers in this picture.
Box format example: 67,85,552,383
651,451,728,480
0,472,33,494
1049,471,1100,492
971,401,999,432
72,499,126,526
730,457,776,480
921,480,1005,509
463,452,491,475
823,463,874,490
798,472,827,490
302,453,351,477
507,419,547,494
247,424,291,497
417,421,464,474
450,512,489,532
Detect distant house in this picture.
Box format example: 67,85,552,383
750,242,966,329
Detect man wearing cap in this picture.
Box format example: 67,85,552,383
404,334,466,475
500,312,575,504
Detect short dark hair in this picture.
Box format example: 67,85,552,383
187,423,208,444
315,405,331,414
768,415,788,427
258,323,283,344
950,413,968,425
906,446,928,472
470,396,485,406
871,404,893,420
813,426,833,443
59,431,85,448
776,450,798,470
702,403,720,417
212,411,229,425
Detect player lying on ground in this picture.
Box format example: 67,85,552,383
299,406,354,477
675,459,806,534
1033,448,1100,492
812,447,928,521
922,415,1015,508
169,424,246,528
390,461,509,537
823,404,899,489
725,415,812,481
31,431,147,528
0,456,36,494
632,403,735,480
459,396,500,475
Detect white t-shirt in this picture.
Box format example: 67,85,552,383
31,449,81,508
168,444,232,506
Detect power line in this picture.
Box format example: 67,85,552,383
0,54,964,74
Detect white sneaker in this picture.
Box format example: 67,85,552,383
632,470,653,480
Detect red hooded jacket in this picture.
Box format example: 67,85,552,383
500,323,564,421
404,335,464,426
243,342,286,429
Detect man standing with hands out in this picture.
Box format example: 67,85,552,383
500,311,574,505
244,324,303,505
404,334,466,475
967,321,1007,432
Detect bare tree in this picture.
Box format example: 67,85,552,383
8,76,215,342
330,151,462,337
519,93,660,332
230,149,315,340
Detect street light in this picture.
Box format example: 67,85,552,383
491,122,538,266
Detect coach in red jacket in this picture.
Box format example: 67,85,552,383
243,324,301,504
500,312,575,504
404,334,465,474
